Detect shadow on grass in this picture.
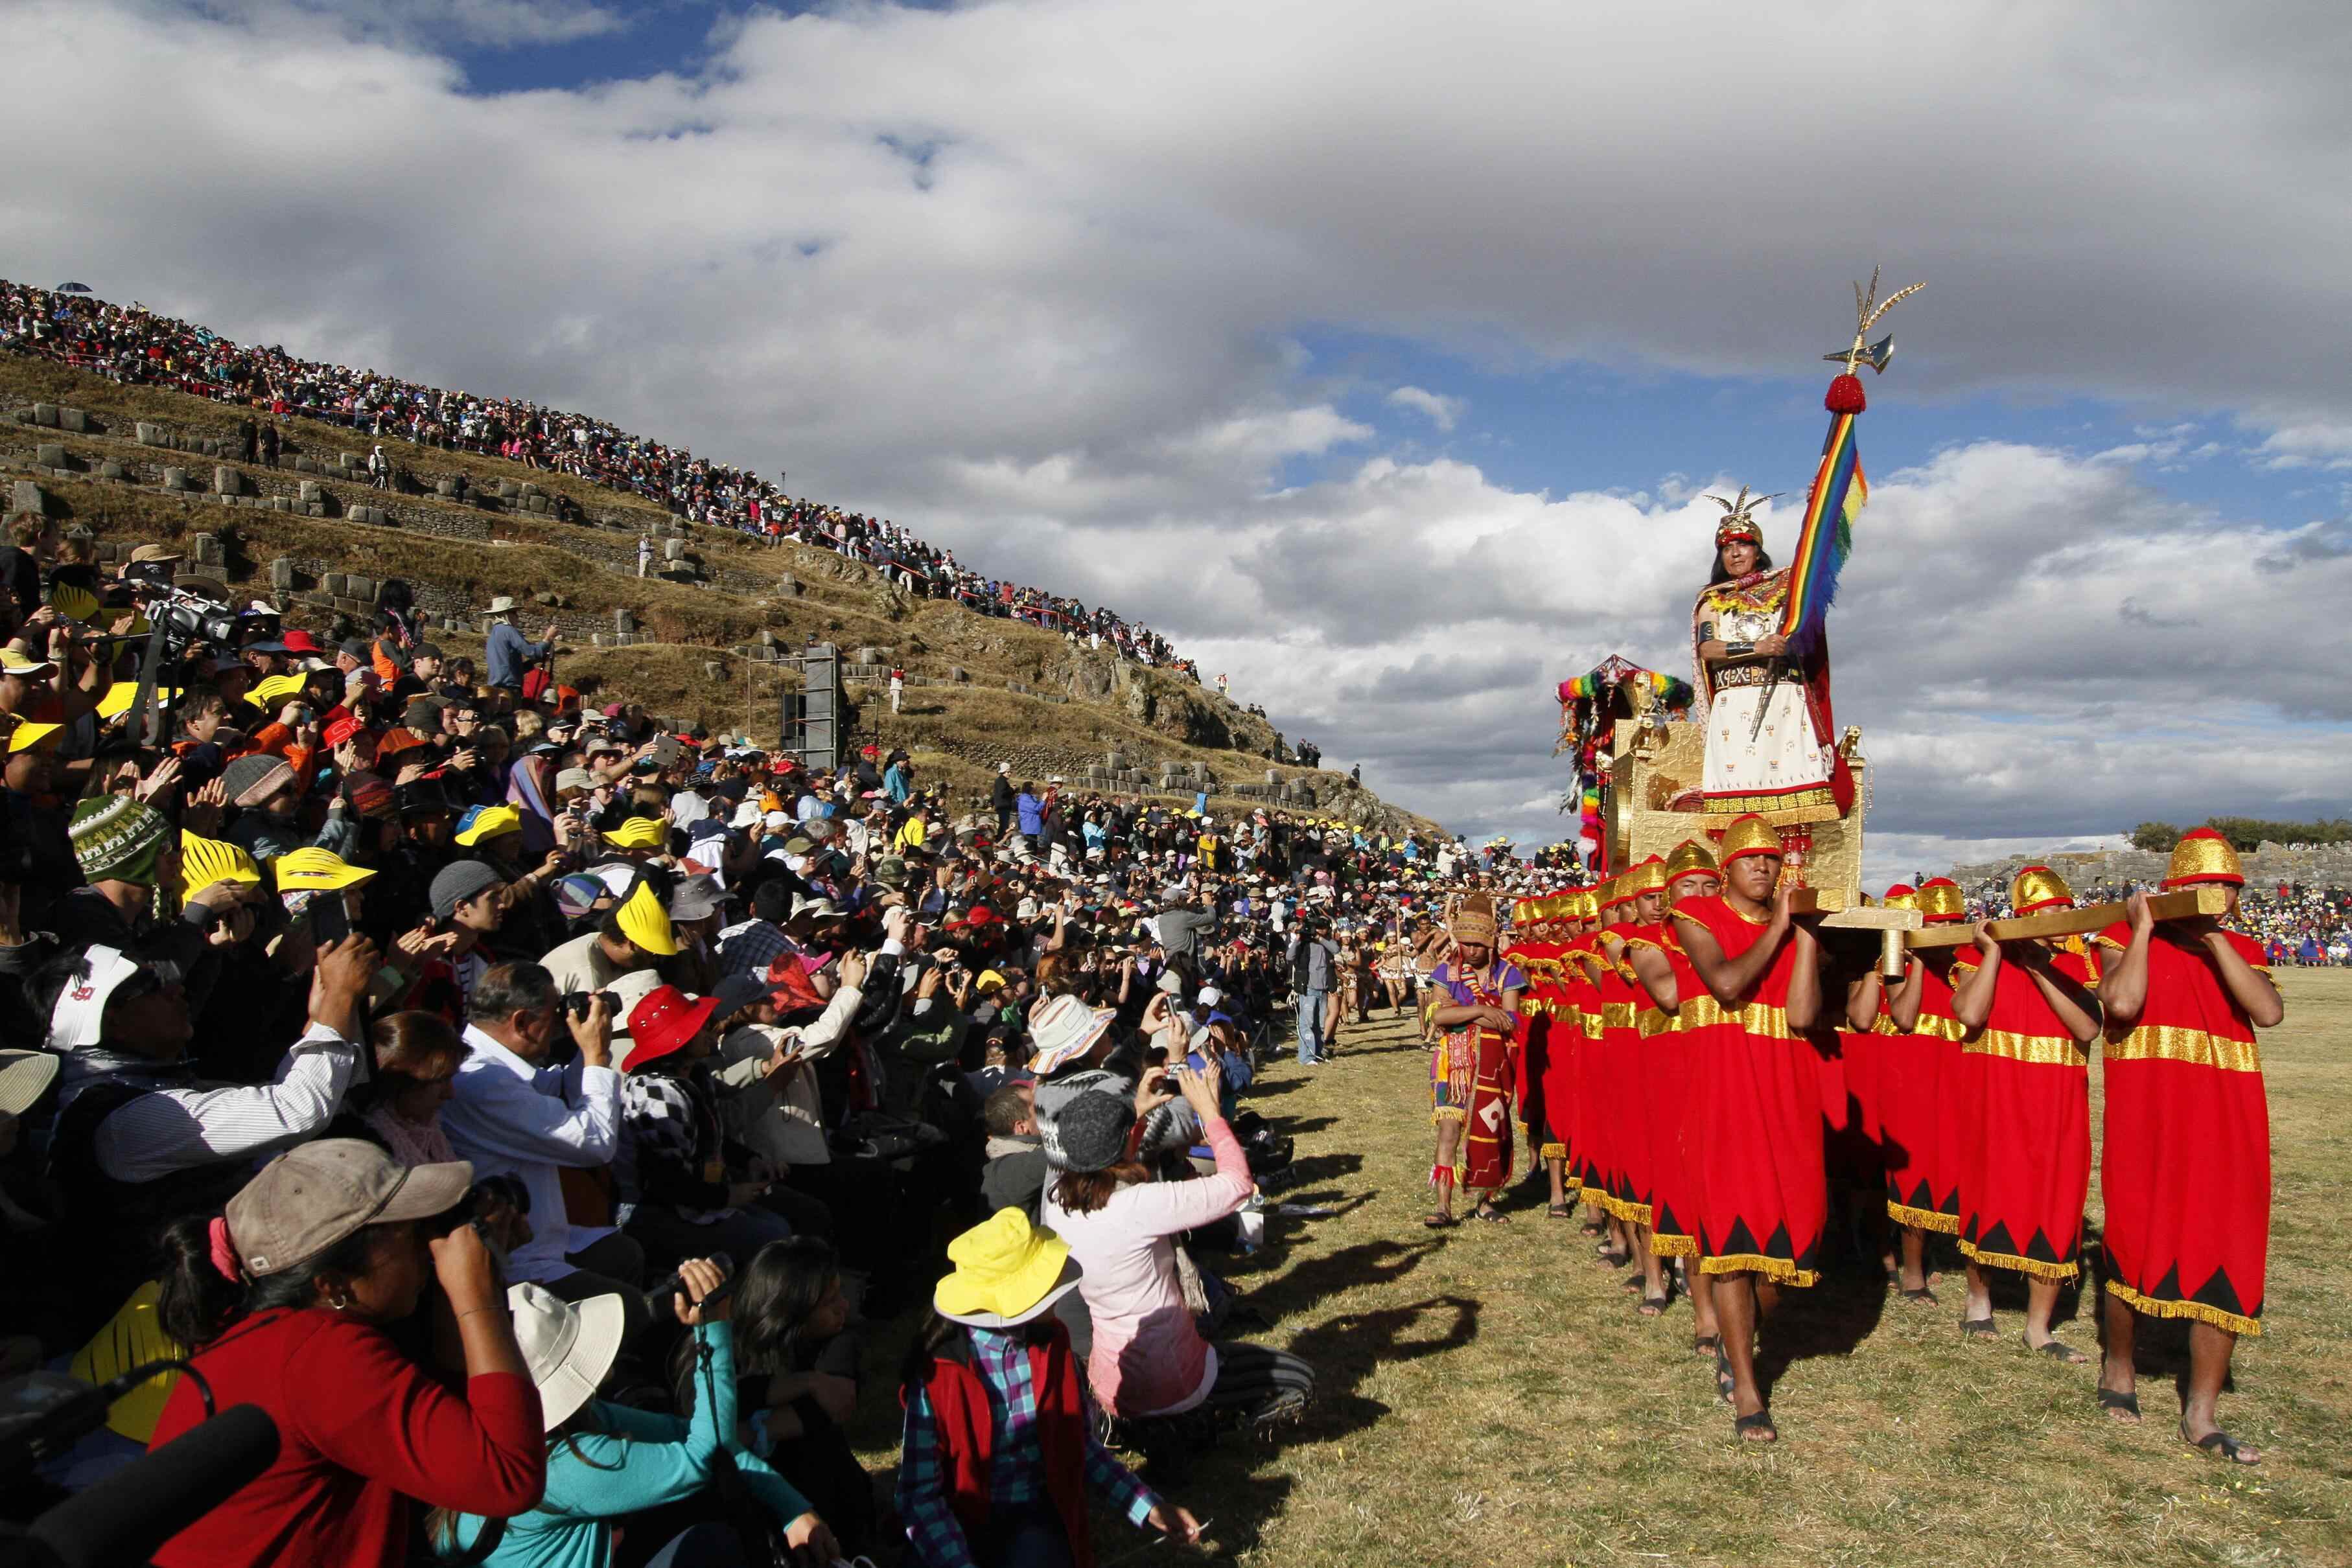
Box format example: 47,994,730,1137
1285,1291,1484,1440
1272,1114,1340,1136
1283,1151,1364,1188
1754,1260,1892,1401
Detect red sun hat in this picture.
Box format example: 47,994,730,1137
281,629,323,656
623,986,722,1072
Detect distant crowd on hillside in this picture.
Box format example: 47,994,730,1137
2,280,1195,676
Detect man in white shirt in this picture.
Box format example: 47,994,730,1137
441,961,649,1332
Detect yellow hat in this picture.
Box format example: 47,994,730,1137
1881,884,1921,912
2162,827,2245,890
614,880,680,956
7,721,60,754
1597,875,1632,911
975,969,1008,995
454,804,523,847
1717,813,1784,864
180,833,261,895
2011,864,2074,916
0,645,58,676
99,682,181,721
274,847,377,891
1663,838,1719,882
604,816,666,849
48,582,99,623
933,1208,1080,1328
248,673,309,708
1623,855,1668,896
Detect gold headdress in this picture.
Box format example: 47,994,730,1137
1707,485,1781,549
2011,864,2074,916
1915,878,1965,925
1663,838,1719,883
1623,855,1668,897
2163,827,2245,890
1717,813,1785,865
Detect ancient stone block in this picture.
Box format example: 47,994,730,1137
97,461,126,481
214,466,243,496
35,443,65,468
10,480,45,516
347,576,375,603
299,481,322,504
663,538,686,562
135,422,167,446
293,455,317,474
191,533,222,566
58,408,86,433
323,573,348,597
30,402,58,428
270,557,297,590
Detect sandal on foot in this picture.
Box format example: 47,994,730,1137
1898,1285,1940,1306
1470,1205,1508,1224
1598,1247,1632,1269
1733,1409,1778,1442
2180,1421,2261,1465
2029,1336,2090,1365
1546,1203,1574,1219
2096,1388,2142,1422
1692,1334,1722,1359
1959,1317,1997,1340
1713,1343,1737,1405
1423,1212,1458,1229
1638,1294,1670,1318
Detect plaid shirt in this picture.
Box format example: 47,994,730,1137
717,917,796,980
896,1326,1158,1568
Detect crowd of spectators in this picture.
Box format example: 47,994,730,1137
0,516,1501,1565
2,281,1196,678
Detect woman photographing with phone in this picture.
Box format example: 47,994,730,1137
1040,1058,1315,1432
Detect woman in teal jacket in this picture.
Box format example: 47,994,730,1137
436,1262,839,1568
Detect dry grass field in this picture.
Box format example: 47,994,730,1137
854,967,2352,1567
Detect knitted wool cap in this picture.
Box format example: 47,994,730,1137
430,860,506,921
69,796,173,886
1049,1089,1137,1174
220,754,297,809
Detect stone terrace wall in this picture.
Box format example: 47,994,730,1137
1951,842,2352,890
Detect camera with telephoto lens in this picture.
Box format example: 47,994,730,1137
143,584,242,652
563,989,619,1021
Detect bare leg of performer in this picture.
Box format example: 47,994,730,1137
1714,1271,1777,1440
1688,1266,1720,1351
1636,1229,1668,1316
1427,1120,1462,1225
1962,1260,1994,1335
2022,1277,2085,1361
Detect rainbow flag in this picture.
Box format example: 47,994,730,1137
1778,408,1867,658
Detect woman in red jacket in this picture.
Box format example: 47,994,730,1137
146,1138,545,1568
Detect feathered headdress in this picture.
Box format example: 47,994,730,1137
1707,486,1780,549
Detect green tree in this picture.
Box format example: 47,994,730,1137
2128,821,2180,852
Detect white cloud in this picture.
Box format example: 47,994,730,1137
1385,386,1463,431
5,0,2349,864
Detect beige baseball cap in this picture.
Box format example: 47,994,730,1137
224,1139,472,1278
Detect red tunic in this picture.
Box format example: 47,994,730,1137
1592,927,1648,1224
1507,940,1561,1162
1673,895,1826,1287
1565,936,1607,1198
2091,924,2272,1335
1631,924,1701,1258
1953,945,2098,1281
1878,962,1964,1234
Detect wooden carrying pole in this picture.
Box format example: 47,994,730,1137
1903,885,2230,949
1785,888,1921,978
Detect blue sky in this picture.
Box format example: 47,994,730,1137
15,0,2352,878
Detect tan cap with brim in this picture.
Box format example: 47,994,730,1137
224,1139,472,1278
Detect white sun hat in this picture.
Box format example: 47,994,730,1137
508,1282,626,1431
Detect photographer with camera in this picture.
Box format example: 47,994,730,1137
145,1140,544,1568
444,963,651,1322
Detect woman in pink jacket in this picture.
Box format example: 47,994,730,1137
1039,1061,1314,1427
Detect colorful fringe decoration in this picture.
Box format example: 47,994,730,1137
1776,382,1868,662
1554,658,1694,871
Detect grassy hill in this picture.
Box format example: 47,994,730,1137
2,354,1441,834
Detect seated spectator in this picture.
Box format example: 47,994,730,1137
147,1140,544,1568
42,934,375,1332
441,963,647,1310
731,1237,877,1556
1040,1063,1312,1428
542,879,676,993
979,1083,1047,1217
618,984,795,1270
896,1209,1200,1567
434,1267,837,1568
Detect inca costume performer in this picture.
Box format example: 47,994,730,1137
2091,830,2283,1464
1506,896,1576,1217
1915,878,1974,1237
1690,491,1848,825
1846,881,1965,1305
1424,894,1525,1227
1950,866,2102,1359
1549,890,1600,1219
1670,813,1828,1442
